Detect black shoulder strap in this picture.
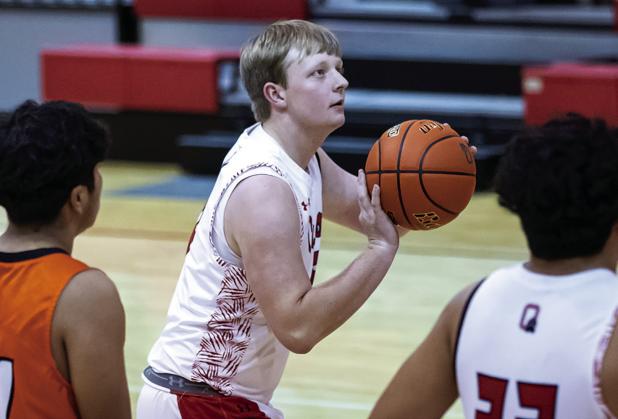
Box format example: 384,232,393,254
452,278,486,376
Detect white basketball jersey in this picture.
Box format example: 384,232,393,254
147,124,323,419
455,263,618,419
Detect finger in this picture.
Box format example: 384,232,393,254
470,145,478,156
357,169,371,209
371,183,381,209
461,135,470,145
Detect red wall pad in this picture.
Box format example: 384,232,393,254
134,0,307,20
42,45,239,113
523,63,618,126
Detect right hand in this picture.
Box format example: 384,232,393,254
357,169,399,252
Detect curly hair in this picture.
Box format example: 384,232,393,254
494,114,618,260
0,100,110,226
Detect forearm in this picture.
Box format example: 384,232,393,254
285,243,397,352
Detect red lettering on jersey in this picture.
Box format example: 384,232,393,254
476,373,558,419
517,381,557,419
307,212,323,253
186,227,197,254
476,373,508,419
186,207,205,253
307,212,322,284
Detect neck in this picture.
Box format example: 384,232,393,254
262,116,332,169
526,253,615,276
0,223,74,254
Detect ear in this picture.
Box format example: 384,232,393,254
263,82,286,111
67,184,90,216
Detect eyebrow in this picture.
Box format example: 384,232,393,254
312,58,343,68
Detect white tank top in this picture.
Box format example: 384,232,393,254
455,263,618,419
147,124,323,419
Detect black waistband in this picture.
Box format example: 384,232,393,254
143,366,222,397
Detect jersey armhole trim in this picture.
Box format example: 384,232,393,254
209,163,287,265
452,278,486,377
593,306,618,419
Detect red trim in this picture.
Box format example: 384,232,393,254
176,393,269,419
134,0,307,20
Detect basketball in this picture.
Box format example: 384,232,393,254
365,119,476,230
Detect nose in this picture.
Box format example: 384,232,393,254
334,71,348,92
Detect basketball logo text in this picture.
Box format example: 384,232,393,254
418,121,443,134
387,124,401,138
414,212,441,229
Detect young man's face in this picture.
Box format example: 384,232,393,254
283,51,348,132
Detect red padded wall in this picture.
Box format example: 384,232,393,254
42,45,239,113
523,63,618,126
134,0,307,20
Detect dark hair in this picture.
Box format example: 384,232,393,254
494,114,618,260
0,100,110,226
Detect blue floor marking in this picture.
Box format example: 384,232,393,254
112,175,217,200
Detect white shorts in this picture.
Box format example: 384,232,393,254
137,383,181,419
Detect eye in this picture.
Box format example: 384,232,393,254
312,68,326,77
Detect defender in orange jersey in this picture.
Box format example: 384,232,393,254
0,100,131,419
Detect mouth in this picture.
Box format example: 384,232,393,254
330,99,345,108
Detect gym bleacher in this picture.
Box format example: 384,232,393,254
3,0,618,189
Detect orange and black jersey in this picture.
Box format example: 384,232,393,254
0,248,89,419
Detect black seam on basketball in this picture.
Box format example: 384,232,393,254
418,134,464,215
397,122,414,226
366,169,475,176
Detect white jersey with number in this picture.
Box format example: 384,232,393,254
147,123,323,419
455,263,618,419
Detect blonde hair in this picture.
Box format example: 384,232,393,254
240,20,341,122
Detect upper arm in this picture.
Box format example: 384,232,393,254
55,269,131,419
369,282,479,419
317,148,362,231
601,315,618,416
225,174,315,351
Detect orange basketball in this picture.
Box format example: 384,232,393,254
365,119,476,230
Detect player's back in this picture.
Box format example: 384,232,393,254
455,263,618,418
0,248,88,419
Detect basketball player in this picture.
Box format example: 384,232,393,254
0,100,131,419
136,19,403,419
369,114,618,418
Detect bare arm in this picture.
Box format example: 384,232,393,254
225,171,398,354
601,319,618,416
369,282,479,419
55,269,131,419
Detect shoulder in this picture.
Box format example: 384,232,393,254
55,269,125,333
443,280,485,351
64,269,121,301
227,174,298,231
